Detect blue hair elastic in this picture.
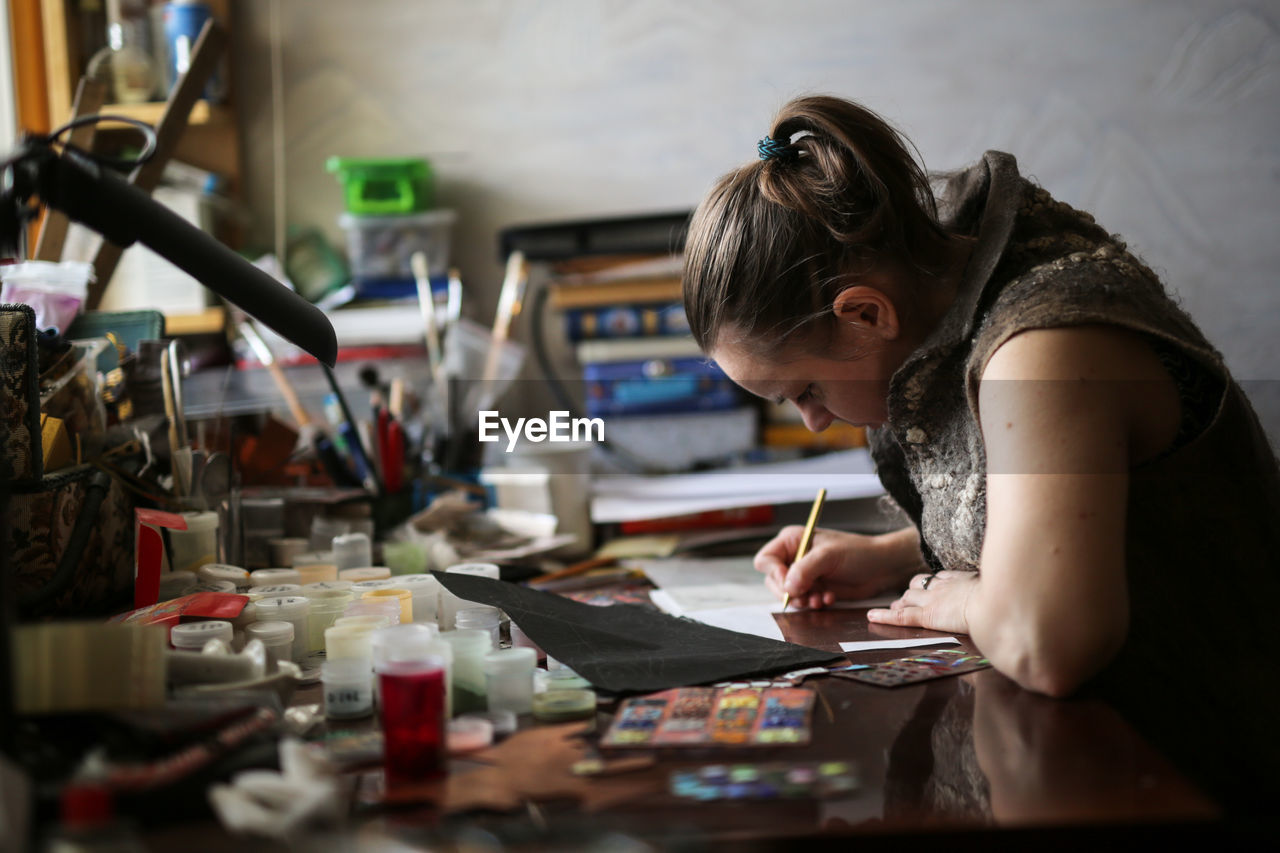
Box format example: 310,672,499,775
757,135,796,162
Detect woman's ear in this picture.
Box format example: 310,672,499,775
831,286,900,340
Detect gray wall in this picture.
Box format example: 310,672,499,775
235,0,1280,445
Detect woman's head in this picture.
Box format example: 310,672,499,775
683,95,954,360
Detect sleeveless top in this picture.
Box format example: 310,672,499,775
867,151,1280,813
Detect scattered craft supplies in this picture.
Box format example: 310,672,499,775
602,685,815,748
432,572,842,694
830,649,990,687
669,761,858,801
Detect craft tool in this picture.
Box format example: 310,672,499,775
528,555,619,587
782,487,827,611
479,250,528,410
410,250,444,388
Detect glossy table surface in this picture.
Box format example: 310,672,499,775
144,603,1221,850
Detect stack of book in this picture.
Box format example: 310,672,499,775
548,255,757,472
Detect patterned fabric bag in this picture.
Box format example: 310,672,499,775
2,304,135,617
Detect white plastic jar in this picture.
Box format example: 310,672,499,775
439,563,500,631
455,606,501,648
244,620,294,670
484,647,536,714
170,620,233,651
440,629,491,714
332,532,372,571
250,595,310,662
197,563,250,591
322,658,374,719
249,568,302,588
247,584,301,602
305,589,354,653
388,574,442,624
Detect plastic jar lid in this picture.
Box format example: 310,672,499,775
247,584,301,601
302,580,354,595
252,595,310,618
180,511,220,532
245,620,295,643
542,667,592,691
171,620,233,648
249,568,302,587
363,587,410,602
389,574,440,589
306,589,353,608
447,716,493,753
197,564,249,583
343,600,400,621
371,623,437,664
338,567,391,582
350,580,394,594
483,646,535,674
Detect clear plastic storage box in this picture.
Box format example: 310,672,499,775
338,209,457,281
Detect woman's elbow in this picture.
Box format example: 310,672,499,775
1010,629,1127,699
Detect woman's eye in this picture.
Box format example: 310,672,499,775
795,384,816,404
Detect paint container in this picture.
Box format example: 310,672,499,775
197,563,249,591
168,511,219,572
532,688,597,725
170,620,232,651
322,657,373,720
364,588,412,624
157,570,196,601
386,574,441,624
342,599,401,625
229,600,258,648
250,595,310,662
249,568,302,588
246,583,301,602
244,620,294,670
324,624,376,664
349,579,394,596
333,614,394,632
447,717,493,753
455,606,501,648
540,667,592,692
332,532,372,571
440,629,490,714
267,537,309,568
305,589,354,653
377,656,448,785
438,563,500,630
301,580,354,596
484,647,536,714
294,562,339,585
370,623,437,669
338,566,391,583
309,516,349,552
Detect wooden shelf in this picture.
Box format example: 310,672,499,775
165,307,226,336
97,100,228,128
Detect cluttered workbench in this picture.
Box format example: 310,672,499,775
58,583,1217,850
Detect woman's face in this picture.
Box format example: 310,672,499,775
710,328,903,432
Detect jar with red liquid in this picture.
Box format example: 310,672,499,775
377,655,448,785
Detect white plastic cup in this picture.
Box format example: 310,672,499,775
439,563,500,631
484,647,536,714
332,532,372,571
168,511,220,573
250,595,310,662
197,563,249,591
388,574,442,624
455,606,501,648
322,657,374,719
338,566,391,583
244,620,294,669
247,583,301,601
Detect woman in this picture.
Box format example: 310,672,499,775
682,94,1280,814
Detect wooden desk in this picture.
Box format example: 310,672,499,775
143,605,1221,850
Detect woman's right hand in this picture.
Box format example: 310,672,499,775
754,525,923,610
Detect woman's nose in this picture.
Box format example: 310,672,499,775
798,401,834,433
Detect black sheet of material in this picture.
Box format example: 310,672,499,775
433,572,843,695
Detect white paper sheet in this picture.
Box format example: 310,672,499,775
839,637,961,652
591,448,884,523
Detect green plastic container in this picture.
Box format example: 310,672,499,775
325,157,433,215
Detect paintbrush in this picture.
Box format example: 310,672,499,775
781,487,827,611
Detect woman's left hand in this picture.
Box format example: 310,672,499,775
866,570,978,635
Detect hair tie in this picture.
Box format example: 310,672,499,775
757,135,797,163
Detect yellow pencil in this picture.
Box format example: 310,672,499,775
782,488,827,611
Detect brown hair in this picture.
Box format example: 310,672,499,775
683,95,954,355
